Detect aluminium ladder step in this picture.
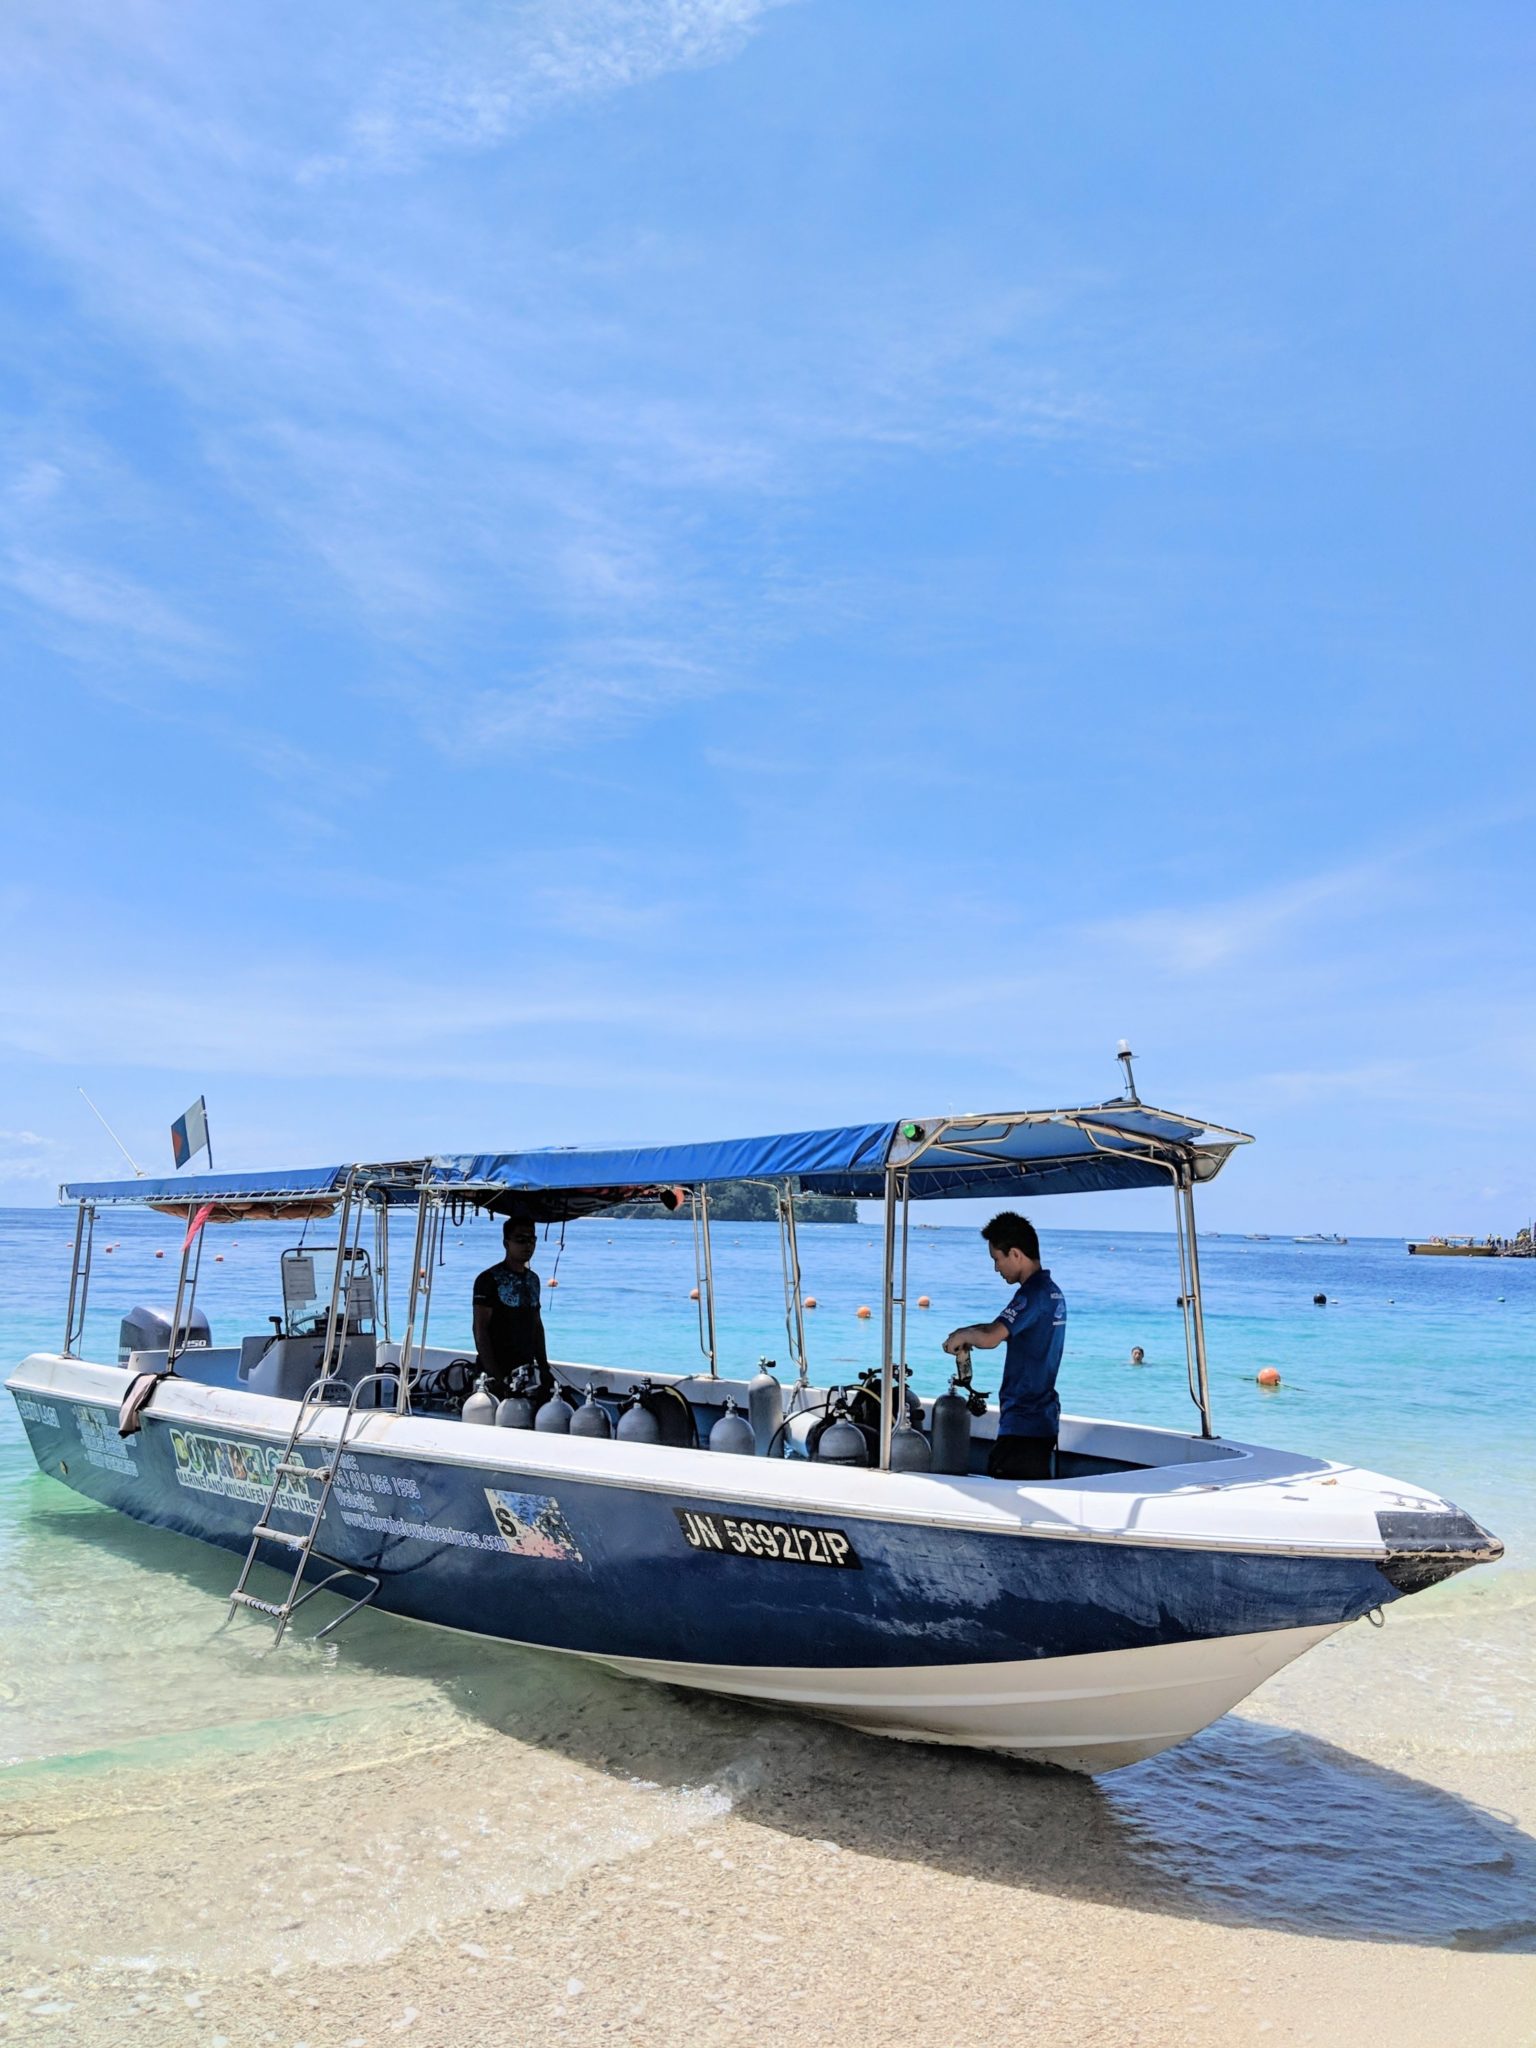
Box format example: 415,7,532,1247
250,1524,309,1549
229,1591,287,1617
273,1457,332,1479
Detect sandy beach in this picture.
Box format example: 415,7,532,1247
3,1530,1531,2048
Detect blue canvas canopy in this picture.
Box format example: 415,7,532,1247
439,1104,1248,1211
61,1103,1249,1215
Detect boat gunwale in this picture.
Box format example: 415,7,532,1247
7,1351,1444,1565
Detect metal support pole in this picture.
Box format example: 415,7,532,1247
1171,1176,1199,1419
374,1195,391,1343
1181,1173,1215,1439
395,1173,433,1413
692,1188,718,1376
62,1200,94,1357
777,1186,809,1385
878,1170,899,1470
167,1213,206,1371
318,1172,357,1383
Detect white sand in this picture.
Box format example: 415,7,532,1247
3,1588,1532,2048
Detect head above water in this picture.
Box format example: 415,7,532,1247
980,1211,1040,1284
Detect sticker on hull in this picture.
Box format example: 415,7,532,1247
485,1489,584,1562
170,1428,314,1508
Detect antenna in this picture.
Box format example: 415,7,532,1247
1116,1040,1140,1104
78,1087,145,1176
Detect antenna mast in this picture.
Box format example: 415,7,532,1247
78,1087,145,1176
1116,1040,1141,1104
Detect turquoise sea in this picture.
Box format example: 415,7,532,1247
3,1206,1534,1989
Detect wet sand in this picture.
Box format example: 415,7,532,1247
2,1523,1532,2048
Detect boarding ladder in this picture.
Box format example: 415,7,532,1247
226,1371,394,1645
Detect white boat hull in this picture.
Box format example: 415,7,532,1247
596,1620,1343,1772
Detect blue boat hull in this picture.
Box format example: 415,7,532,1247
14,1386,1395,1672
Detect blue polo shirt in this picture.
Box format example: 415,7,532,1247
996,1268,1066,1439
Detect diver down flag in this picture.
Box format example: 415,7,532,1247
170,1096,210,1170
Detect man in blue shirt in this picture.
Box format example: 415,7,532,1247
943,1212,1066,1481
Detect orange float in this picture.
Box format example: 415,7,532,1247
856,1305,872,1319
917,1295,931,1308
689,1287,700,1300
1256,1366,1282,1387
803,1295,817,1309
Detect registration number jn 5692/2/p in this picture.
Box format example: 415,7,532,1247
675,1508,862,1568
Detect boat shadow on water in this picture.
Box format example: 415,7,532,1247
20,1498,1536,1959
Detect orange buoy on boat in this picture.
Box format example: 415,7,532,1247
1256,1366,1282,1387
856,1305,872,1319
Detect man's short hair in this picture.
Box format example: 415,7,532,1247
981,1212,1039,1260
502,1215,537,1238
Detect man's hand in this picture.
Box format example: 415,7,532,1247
943,1328,974,1356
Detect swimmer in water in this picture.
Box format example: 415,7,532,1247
1129,1346,1145,1366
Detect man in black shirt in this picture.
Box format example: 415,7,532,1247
472,1218,551,1392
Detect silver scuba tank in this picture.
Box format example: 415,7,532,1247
616,1392,661,1443
815,1408,870,1466
570,1390,614,1439
462,1372,498,1427
888,1418,932,1471
708,1398,756,1455
747,1357,784,1456
534,1387,575,1434
495,1388,536,1428
929,1379,973,1474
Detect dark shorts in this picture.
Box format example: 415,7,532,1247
987,1434,1056,1481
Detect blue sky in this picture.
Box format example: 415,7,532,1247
1,1,1533,1233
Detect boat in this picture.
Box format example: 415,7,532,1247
1293,1233,1348,1244
1407,1237,1497,1257
7,1098,1502,1774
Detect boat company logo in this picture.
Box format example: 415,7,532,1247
484,1489,584,1562
169,1428,313,1507
75,1403,137,1477
675,1509,862,1568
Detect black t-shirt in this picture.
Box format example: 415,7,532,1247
472,1261,549,1375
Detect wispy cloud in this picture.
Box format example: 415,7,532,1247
320,0,790,174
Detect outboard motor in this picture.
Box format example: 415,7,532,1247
930,1376,974,1475
815,1399,870,1467
118,1303,211,1366
495,1368,539,1429
535,1387,575,1434
462,1372,499,1426
571,1389,614,1440
709,1398,756,1456
617,1387,662,1443
747,1358,783,1457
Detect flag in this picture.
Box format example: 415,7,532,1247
182,1202,215,1252
171,1095,210,1170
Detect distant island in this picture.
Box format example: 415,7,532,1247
606,1179,858,1223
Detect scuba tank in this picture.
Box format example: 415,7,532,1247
461,1372,498,1427
930,1344,975,1475
747,1358,784,1457
570,1389,614,1439
888,1417,932,1472
495,1365,539,1429
782,1381,820,1459
814,1397,870,1467
708,1398,756,1455
534,1386,575,1434
616,1387,662,1443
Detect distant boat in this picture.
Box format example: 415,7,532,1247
1244,1233,1270,1241
1294,1233,1348,1245
1407,1237,1497,1258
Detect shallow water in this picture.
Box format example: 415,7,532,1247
2,1208,1533,1971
